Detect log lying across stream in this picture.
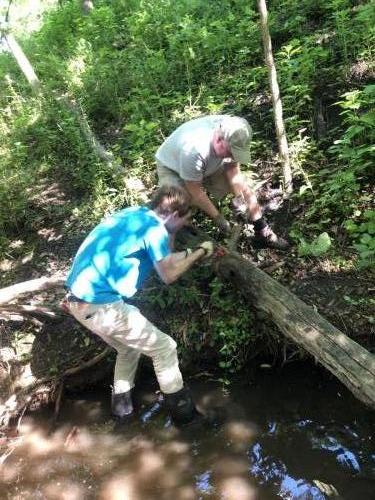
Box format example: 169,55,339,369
0,231,374,428
178,228,375,410
217,253,375,408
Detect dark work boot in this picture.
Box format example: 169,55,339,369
254,226,290,250
164,387,201,426
111,390,134,420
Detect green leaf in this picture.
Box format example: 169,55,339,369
360,234,372,244
298,232,332,257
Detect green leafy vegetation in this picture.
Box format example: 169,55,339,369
345,210,375,269
0,0,374,373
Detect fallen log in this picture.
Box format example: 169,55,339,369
0,274,65,305
178,228,375,410
217,254,375,408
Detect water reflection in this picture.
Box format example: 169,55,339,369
249,442,326,499
195,470,214,495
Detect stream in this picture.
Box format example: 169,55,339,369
1,363,374,499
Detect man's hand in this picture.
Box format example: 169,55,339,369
197,241,214,259
214,214,231,235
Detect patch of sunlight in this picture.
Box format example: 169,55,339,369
0,122,10,136
224,421,258,452
37,161,53,174
19,420,65,455
2,103,43,131
24,106,42,127
124,176,149,203
66,39,91,89
43,481,87,499
0,258,14,272
21,251,34,264
219,475,257,500
319,257,356,273
9,239,25,249
99,473,138,499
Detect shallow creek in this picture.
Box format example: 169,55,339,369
1,364,374,499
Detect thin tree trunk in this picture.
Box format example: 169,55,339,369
4,34,41,94
257,0,293,194
4,32,113,165
82,0,94,15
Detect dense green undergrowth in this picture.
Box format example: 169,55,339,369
0,0,374,373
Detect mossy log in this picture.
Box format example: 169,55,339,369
216,253,375,409
178,228,375,410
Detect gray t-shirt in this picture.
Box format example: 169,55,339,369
155,115,229,182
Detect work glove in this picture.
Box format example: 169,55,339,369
213,214,231,235
197,241,214,259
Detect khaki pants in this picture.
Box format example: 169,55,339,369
67,299,184,395
156,161,231,200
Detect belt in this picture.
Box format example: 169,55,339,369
65,291,88,303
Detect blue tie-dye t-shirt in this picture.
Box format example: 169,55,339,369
65,206,170,303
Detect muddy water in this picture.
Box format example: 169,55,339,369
1,364,374,499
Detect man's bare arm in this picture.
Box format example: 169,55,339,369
183,180,219,220
224,162,244,197
154,247,208,285
224,162,262,221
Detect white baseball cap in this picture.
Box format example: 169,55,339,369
220,116,252,164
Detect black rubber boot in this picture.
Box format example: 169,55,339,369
164,387,200,426
111,390,134,420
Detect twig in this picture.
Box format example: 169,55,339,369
48,380,64,434
64,426,79,448
261,261,285,274
63,347,111,376
16,405,27,434
53,380,64,422
0,443,17,466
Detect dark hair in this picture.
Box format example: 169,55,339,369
149,185,191,217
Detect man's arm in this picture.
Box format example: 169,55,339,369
154,244,211,285
224,162,245,197
183,180,219,220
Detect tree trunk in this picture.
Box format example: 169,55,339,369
4,32,113,165
178,228,375,410
257,0,293,194
82,0,94,15
4,34,41,94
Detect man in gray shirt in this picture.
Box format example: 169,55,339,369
156,115,288,249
